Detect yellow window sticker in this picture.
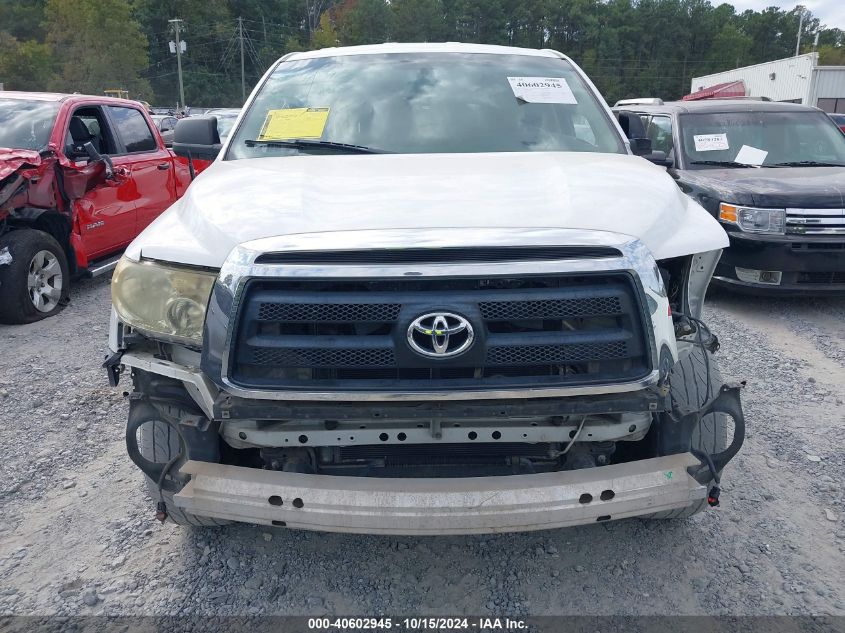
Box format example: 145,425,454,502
258,107,330,141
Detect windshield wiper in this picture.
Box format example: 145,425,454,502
244,139,389,154
768,160,845,167
689,160,757,168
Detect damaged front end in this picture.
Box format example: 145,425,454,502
0,148,63,223
1,144,126,272
109,228,746,534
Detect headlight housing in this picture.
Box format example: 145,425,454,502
719,203,785,235
111,257,217,344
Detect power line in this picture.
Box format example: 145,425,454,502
239,17,246,102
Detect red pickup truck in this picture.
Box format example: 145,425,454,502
0,92,200,324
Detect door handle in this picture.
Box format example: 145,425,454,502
157,162,171,170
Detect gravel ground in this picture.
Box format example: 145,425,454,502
0,276,843,617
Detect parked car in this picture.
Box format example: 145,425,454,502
0,91,203,324
150,114,179,146
614,100,845,294
204,108,241,141
829,112,845,133
108,43,744,533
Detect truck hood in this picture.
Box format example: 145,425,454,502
130,151,728,268
0,148,42,181
678,166,845,208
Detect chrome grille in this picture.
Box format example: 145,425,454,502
786,208,845,235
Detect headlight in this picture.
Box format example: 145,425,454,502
111,257,217,344
719,203,785,235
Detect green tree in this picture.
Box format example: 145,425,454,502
0,0,48,40
311,11,339,48
339,0,393,45
392,0,448,42
132,0,233,106
0,32,55,91
44,0,153,99
818,44,845,65
706,23,753,71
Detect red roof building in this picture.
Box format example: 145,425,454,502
682,80,746,101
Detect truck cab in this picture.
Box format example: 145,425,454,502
0,92,197,323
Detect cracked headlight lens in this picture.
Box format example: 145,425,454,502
111,257,217,344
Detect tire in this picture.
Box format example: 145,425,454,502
135,403,230,527
0,229,70,324
646,346,728,520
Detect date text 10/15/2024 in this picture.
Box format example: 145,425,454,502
307,618,528,630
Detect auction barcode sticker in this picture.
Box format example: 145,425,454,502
693,133,729,152
507,77,577,104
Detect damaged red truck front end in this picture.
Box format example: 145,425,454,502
0,92,198,324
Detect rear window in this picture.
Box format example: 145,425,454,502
0,99,60,151
107,106,157,153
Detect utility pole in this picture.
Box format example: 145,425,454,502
169,18,186,109
795,8,804,57
239,16,245,103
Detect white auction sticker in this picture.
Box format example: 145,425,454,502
507,77,577,104
735,144,768,166
693,133,729,152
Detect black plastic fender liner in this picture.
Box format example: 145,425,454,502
125,406,185,494
125,399,221,493
699,382,745,473
660,381,746,483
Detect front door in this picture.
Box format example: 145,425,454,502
63,105,138,261
105,105,177,233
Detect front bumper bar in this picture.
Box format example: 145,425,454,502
174,453,705,534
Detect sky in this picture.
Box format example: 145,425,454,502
725,0,845,29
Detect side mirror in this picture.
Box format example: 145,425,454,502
629,137,653,156
173,116,221,161
644,150,673,168
65,143,87,160
82,141,114,179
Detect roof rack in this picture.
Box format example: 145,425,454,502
613,98,664,107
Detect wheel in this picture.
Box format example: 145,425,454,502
0,229,69,324
646,345,728,519
133,402,230,527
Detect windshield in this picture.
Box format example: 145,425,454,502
214,113,240,140
679,110,845,168
0,99,60,151
227,53,625,159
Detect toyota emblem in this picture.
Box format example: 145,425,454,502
407,312,474,358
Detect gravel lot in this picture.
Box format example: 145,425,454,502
0,276,843,617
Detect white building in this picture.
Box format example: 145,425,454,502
688,52,845,113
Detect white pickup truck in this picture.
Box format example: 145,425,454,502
106,43,745,533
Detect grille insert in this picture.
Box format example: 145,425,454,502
480,297,623,320
257,302,401,322
797,271,845,284
252,347,396,367
229,273,651,391
486,342,629,366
